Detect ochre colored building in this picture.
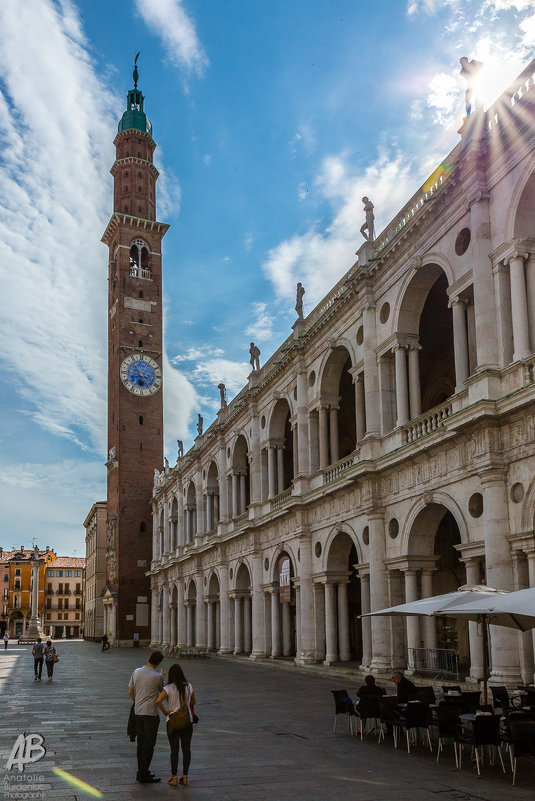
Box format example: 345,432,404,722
0,546,56,638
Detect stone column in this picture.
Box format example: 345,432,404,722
163,500,170,555
282,601,292,656
207,601,215,650
526,551,535,683
329,407,339,464
169,601,177,647
389,570,405,669
525,254,535,353
276,447,285,494
215,603,221,650
195,485,205,539
267,447,277,499
177,494,185,547
196,594,206,649
394,345,409,427
152,514,159,561
369,512,390,671
296,366,310,475
507,250,531,361
251,553,265,659
355,373,366,442
292,424,298,479
162,584,170,648
324,582,338,664
177,582,186,648
214,494,220,527
337,581,350,662
470,194,498,369
150,587,159,647
234,595,242,654
239,472,247,514
295,585,301,658
421,569,437,649
219,569,231,654
232,473,239,518
308,410,320,474
404,570,421,665
481,469,521,682
450,296,470,390
463,558,483,681
271,586,281,657
408,344,421,418
359,573,372,670
218,444,229,522
186,603,193,647
296,536,315,664
363,300,380,436
314,582,325,661
319,406,330,469
243,596,252,654
249,404,262,505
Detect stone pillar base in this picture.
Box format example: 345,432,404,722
20,619,44,643
370,658,392,674
489,669,523,686
295,654,317,666
217,648,232,655
249,651,266,661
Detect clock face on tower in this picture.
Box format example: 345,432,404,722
120,353,162,396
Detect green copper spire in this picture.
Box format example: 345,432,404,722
118,53,153,137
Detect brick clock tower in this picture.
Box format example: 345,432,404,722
101,60,168,646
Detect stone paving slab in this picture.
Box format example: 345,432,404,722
0,641,533,801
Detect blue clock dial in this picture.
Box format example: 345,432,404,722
127,360,155,388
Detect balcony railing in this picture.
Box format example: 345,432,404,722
129,265,152,279
323,455,355,485
270,487,292,511
402,401,453,444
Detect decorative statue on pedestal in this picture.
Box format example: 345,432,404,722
197,413,203,436
217,383,227,408
295,282,305,320
460,57,483,117
360,197,375,243
249,342,261,372
177,440,184,459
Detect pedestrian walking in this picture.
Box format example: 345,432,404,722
32,638,44,681
101,633,110,652
128,651,165,784
44,640,57,681
156,663,197,787
3,633,8,650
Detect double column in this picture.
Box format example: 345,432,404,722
505,248,532,362
318,404,339,468
449,296,470,390
205,491,219,532
267,443,285,498
323,576,350,664
394,341,421,428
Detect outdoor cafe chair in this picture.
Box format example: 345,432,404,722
460,691,481,714
331,689,356,736
396,702,433,754
508,720,535,786
491,685,511,712
416,685,436,705
378,696,401,747
434,701,461,765
355,695,382,740
454,713,506,776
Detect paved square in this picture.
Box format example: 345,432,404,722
0,641,532,800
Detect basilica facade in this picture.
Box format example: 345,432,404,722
150,60,535,684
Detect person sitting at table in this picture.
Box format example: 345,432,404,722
357,675,386,699
392,671,418,703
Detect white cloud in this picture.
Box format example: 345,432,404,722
245,302,275,342
162,351,198,454
134,0,208,76
190,358,250,394
263,147,419,307
171,345,224,364
290,123,316,157
244,233,254,250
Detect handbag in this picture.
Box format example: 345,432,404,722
53,654,59,663
168,703,190,732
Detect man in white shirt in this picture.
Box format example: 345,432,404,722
128,651,165,783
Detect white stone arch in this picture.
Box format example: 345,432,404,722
234,558,252,591
317,338,356,399
186,576,198,602
266,392,295,437
207,570,221,597
322,522,362,572
520,474,535,532
394,255,454,336
505,162,535,241
228,428,251,457
400,491,469,557
269,543,298,583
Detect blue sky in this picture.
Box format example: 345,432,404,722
1,0,534,556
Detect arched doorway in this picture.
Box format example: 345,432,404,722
234,563,252,654
268,399,294,495
185,481,196,543
206,462,220,533
319,346,356,466
207,573,220,651
324,530,360,663
270,552,296,658
186,580,197,647
231,436,250,517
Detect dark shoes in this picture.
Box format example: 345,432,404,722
136,772,160,783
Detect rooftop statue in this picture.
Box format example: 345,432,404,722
133,51,140,89
197,413,203,436
295,282,305,320
249,342,261,372
217,383,228,408
460,57,483,117
177,440,184,459
360,197,375,243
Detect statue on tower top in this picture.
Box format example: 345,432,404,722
133,52,140,88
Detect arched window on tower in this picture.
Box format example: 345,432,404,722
129,238,151,279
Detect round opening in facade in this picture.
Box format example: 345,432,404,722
388,518,399,539
455,227,471,255
468,492,484,518
380,302,390,324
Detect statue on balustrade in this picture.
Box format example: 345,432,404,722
217,383,227,408
295,282,305,320
460,57,483,117
360,197,375,243
177,439,184,459
249,342,261,371
197,413,203,436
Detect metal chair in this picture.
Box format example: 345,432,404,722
434,701,461,765
378,695,401,747
455,714,506,775
355,695,381,740
491,685,510,712
509,720,535,786
331,690,355,735
416,685,436,705
396,702,433,754
459,691,481,714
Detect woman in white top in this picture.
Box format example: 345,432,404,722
156,663,196,786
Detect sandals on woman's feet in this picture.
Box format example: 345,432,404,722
167,775,178,786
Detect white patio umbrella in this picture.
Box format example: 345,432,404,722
435,586,535,704
363,584,508,705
